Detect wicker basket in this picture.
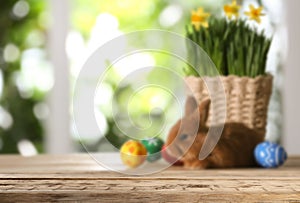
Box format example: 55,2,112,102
184,74,273,135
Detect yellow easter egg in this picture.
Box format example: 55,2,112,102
120,140,147,168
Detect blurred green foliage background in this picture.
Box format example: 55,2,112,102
0,0,282,154
0,0,48,153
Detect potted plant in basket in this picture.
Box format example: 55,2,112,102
184,1,273,136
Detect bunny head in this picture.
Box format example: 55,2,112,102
165,96,211,164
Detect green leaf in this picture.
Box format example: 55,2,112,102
185,16,272,77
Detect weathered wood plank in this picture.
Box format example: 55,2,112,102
0,179,299,202
0,154,299,202
0,192,299,202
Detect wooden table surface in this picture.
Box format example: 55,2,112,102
0,154,299,202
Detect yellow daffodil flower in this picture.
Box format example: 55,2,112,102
244,4,265,24
191,7,210,30
224,0,241,20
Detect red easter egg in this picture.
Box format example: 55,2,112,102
161,144,183,166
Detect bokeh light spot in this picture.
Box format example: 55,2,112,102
12,0,30,19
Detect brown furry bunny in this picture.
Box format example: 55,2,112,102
166,96,264,169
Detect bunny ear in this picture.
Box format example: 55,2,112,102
198,98,211,127
185,96,198,115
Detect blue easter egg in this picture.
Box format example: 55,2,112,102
254,141,287,168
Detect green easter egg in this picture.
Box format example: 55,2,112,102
147,152,161,162
141,138,164,154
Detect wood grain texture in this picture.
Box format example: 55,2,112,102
0,154,299,202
